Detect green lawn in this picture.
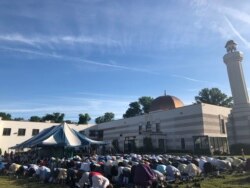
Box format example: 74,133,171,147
0,176,68,188
1,172,250,188
178,172,250,188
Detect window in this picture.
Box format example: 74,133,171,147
98,130,103,139
146,121,151,131
139,125,142,134
32,129,39,136
220,119,226,134
158,139,165,151
2,128,11,136
181,138,185,149
18,128,26,136
156,123,161,132
89,130,97,137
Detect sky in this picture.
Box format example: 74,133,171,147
0,0,250,122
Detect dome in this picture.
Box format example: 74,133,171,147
149,95,184,112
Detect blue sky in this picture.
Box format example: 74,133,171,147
0,0,250,122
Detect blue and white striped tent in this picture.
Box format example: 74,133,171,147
11,123,104,149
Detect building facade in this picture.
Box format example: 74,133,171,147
89,100,231,154
0,118,93,153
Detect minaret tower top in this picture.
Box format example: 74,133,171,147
225,40,237,53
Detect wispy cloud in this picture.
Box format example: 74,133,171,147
0,46,61,58
0,34,120,47
0,46,157,74
224,16,250,48
222,7,250,26
171,74,222,87
172,74,210,83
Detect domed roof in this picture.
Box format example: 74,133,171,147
149,95,184,112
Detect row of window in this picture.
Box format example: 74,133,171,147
2,128,39,136
139,122,161,133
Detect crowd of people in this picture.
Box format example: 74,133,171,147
1,151,250,188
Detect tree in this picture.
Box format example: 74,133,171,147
13,117,24,121
78,113,91,124
123,96,154,118
95,116,104,124
29,116,42,122
95,112,115,124
195,88,233,107
65,120,76,124
123,102,142,118
103,112,114,122
42,112,65,123
138,96,154,113
0,112,11,120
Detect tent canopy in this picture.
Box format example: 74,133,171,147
10,123,105,149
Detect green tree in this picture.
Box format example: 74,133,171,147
0,112,11,120
103,112,114,122
123,102,142,118
95,112,115,124
195,88,233,107
123,96,154,118
65,120,77,124
13,117,24,121
42,112,65,123
95,116,104,124
29,116,42,122
78,113,91,124
139,96,154,113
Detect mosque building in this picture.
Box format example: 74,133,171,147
88,95,230,154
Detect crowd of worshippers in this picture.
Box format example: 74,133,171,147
1,153,250,188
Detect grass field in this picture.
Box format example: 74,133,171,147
179,172,250,188
1,172,250,188
0,176,68,188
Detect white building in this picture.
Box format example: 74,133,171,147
0,118,93,153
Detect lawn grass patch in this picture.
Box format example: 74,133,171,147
0,176,68,188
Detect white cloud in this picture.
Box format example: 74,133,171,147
222,7,250,26
224,16,250,48
172,74,210,83
0,34,120,47
0,46,157,74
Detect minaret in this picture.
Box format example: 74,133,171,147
223,40,249,107
223,40,250,146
